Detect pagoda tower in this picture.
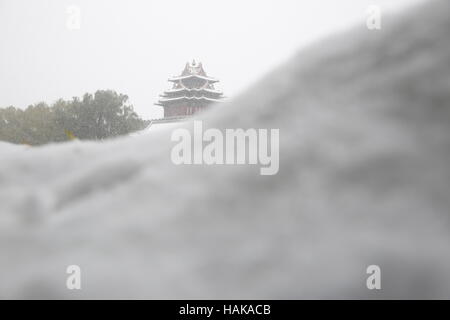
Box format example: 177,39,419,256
155,60,224,118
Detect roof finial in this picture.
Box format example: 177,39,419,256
192,59,196,66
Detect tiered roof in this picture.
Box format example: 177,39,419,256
156,60,224,106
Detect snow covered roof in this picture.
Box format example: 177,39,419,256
168,60,219,83
163,87,223,95
168,74,218,83
182,60,206,76
156,96,224,105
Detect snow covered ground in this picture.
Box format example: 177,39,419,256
1,0,450,299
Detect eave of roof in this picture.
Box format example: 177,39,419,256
168,75,218,83
163,88,223,94
157,96,224,103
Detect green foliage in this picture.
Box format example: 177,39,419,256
0,90,149,145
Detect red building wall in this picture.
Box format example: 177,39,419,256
164,104,206,117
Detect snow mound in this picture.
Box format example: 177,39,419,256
1,0,450,298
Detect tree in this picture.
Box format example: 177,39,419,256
0,90,149,145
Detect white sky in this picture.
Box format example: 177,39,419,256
0,0,419,119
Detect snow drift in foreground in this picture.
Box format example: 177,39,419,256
1,0,450,299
